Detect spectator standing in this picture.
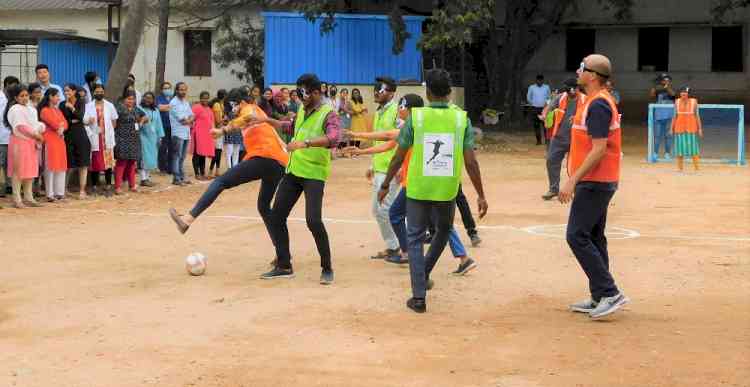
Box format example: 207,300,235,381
258,88,274,117
82,71,101,104
156,81,173,174
60,84,91,199
0,76,20,197
114,91,146,194
169,82,194,186
223,89,243,169
138,92,164,186
191,91,215,181
209,89,228,177
349,88,368,148
128,74,142,106
4,84,45,208
38,88,68,201
288,89,301,115
35,64,65,102
527,74,551,145
650,73,676,160
84,83,118,195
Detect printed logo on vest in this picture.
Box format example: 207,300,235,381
423,133,454,177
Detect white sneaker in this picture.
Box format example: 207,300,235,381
569,298,598,313
589,293,630,319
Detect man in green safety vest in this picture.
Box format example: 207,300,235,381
250,73,341,285
365,76,402,261
379,69,488,313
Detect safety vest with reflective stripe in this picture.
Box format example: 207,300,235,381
287,104,333,181
372,100,398,173
568,90,622,183
551,93,585,139
672,98,699,134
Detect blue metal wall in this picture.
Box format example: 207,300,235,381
38,39,110,87
262,12,425,85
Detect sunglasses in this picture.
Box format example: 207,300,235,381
578,62,609,79
297,88,311,100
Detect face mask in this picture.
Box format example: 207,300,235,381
94,94,104,101
163,90,173,97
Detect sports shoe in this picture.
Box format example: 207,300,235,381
664,153,672,161
168,208,190,234
370,249,399,260
385,255,408,265
569,298,598,313
320,269,334,285
589,293,630,319
469,233,482,247
452,258,477,276
260,267,295,280
541,191,558,201
406,297,426,313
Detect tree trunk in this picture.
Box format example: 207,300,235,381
106,0,148,100
154,0,170,94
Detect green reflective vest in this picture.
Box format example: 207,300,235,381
371,100,398,173
406,106,467,201
287,104,333,181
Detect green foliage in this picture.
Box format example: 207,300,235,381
419,0,495,50
213,14,265,85
711,0,750,20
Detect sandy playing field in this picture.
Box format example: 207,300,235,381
2,134,749,387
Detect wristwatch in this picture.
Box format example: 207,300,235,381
304,139,312,148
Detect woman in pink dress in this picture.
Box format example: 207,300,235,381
3,85,45,208
190,91,215,180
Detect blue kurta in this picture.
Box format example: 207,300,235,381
138,106,165,170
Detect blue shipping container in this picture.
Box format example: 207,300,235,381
262,12,425,85
38,39,111,87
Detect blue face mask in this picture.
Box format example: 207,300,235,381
163,90,173,97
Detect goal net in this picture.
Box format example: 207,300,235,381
647,103,745,165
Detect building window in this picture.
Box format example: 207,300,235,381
184,30,212,77
566,29,596,72
712,26,744,72
638,27,669,72
110,28,119,43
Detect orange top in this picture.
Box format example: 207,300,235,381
399,148,412,187
568,90,622,183
233,104,289,166
672,98,699,134
39,106,69,172
551,93,586,138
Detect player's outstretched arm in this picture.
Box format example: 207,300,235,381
347,140,396,156
348,129,399,141
464,149,487,219
378,145,408,203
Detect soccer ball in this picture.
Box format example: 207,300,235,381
185,253,207,276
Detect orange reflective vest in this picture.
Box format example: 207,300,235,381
551,93,585,139
672,98,699,134
568,90,621,183
236,104,289,166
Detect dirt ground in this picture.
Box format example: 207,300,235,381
1,135,749,387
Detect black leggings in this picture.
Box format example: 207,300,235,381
189,157,285,241
90,169,113,187
209,149,223,171
192,155,206,176
269,173,331,271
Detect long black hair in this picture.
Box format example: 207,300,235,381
38,87,61,115
210,89,227,109
140,91,157,110
351,88,363,104
3,84,27,129
63,83,84,111
258,87,273,114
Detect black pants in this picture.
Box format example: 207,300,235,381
455,185,477,237
190,157,284,241
192,155,206,177
90,169,113,187
209,149,222,171
269,173,331,271
406,198,456,299
546,138,569,193
565,185,619,301
158,127,172,173
531,107,545,144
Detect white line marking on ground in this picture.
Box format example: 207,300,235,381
55,208,750,243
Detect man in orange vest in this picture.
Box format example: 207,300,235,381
559,54,629,320
542,78,583,201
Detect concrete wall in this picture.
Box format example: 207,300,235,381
0,8,248,100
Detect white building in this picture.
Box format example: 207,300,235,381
0,0,254,98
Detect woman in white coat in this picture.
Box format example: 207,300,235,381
84,83,118,196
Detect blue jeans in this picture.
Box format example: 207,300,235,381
391,188,467,258
406,198,455,299
654,119,672,156
170,136,189,183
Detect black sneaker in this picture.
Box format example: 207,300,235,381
260,267,294,280
469,233,482,247
542,191,558,201
385,255,408,265
407,297,426,313
452,258,478,276
320,269,334,285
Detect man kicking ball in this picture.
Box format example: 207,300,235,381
379,69,488,313
559,54,629,319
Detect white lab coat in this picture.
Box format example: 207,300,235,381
84,100,118,152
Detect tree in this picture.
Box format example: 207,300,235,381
213,12,265,85
106,0,148,100
154,0,170,93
